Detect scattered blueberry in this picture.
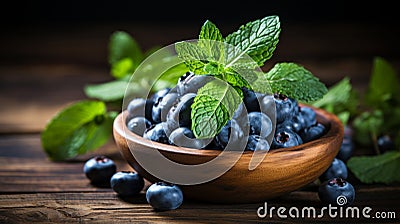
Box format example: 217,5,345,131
143,122,170,144
146,182,184,211
110,171,145,196
318,177,355,206
83,156,116,186
336,137,354,162
127,116,152,136
377,134,395,153
319,158,348,182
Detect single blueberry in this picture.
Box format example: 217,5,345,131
215,119,246,150
127,98,154,123
319,158,348,182
245,135,270,151
247,111,273,139
150,88,171,104
127,116,152,136
271,129,303,149
273,93,298,123
152,92,178,124
143,122,170,144
299,122,326,143
318,177,355,206
377,134,395,153
168,127,211,149
166,93,196,128
146,182,183,211
336,137,354,162
83,156,116,186
110,171,145,196
242,87,260,112
299,106,317,128
177,73,213,96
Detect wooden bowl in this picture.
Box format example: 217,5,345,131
113,105,344,204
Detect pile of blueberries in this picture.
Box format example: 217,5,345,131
83,156,183,211
126,72,327,152
82,72,364,210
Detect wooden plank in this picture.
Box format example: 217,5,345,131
0,190,398,223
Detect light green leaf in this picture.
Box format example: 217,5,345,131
41,100,110,161
347,151,400,184
109,31,143,67
225,15,280,67
84,80,132,102
175,41,208,74
264,62,328,102
111,58,135,79
191,79,242,138
312,77,352,108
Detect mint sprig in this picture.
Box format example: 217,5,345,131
175,16,327,139
41,101,115,161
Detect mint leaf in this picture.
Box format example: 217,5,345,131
225,15,280,67
312,77,352,109
352,110,384,146
264,62,328,102
365,57,400,107
41,100,111,161
109,31,143,69
175,41,208,74
111,58,135,79
199,20,223,42
347,151,400,184
191,79,242,138
84,80,131,102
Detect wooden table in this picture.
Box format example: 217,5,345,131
1,20,399,223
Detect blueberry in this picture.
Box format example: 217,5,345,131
83,156,116,186
152,92,178,124
273,93,298,123
146,182,183,211
150,88,171,103
336,137,354,162
299,107,317,128
232,102,248,128
215,119,246,150
290,112,307,133
271,129,303,149
127,116,152,136
167,93,196,128
242,87,262,112
177,72,213,96
127,98,154,123
319,158,348,182
143,122,170,144
247,112,273,139
377,134,395,153
245,135,270,151
259,95,276,124
168,127,210,149
318,177,355,206
299,122,326,143
110,171,145,196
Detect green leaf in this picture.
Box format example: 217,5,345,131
352,110,384,146
225,15,280,67
109,31,143,67
365,57,400,107
312,77,352,108
191,79,242,138
41,101,111,161
264,62,328,102
84,80,132,102
111,58,135,79
175,41,208,74
199,20,223,42
347,151,400,184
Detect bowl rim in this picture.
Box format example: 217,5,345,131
113,104,344,158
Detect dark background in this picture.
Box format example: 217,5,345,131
3,0,399,25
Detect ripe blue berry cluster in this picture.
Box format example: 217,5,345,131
83,156,183,211
126,72,327,151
